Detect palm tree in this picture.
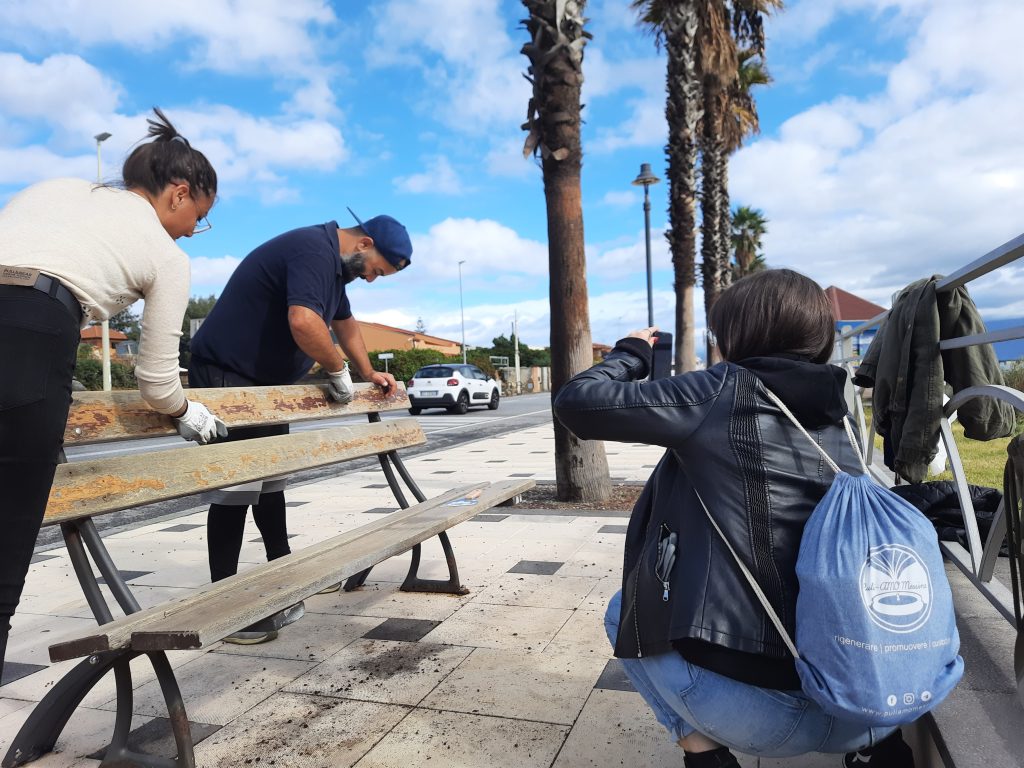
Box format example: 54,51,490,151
718,48,771,290
730,205,768,278
521,0,611,503
697,0,738,366
633,0,703,373
700,2,779,364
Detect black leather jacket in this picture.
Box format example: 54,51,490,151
553,339,863,687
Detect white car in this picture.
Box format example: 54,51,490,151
406,363,500,415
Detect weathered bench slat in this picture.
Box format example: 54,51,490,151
56,484,486,659
64,384,409,445
45,419,425,526
49,479,533,661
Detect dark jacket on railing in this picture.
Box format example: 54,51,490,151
853,276,1014,483
553,340,862,691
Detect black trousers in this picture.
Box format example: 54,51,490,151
0,286,80,677
188,357,291,582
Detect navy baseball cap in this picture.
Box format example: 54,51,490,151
346,207,412,271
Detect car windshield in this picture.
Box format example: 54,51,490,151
414,367,454,378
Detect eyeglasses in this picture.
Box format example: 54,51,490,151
192,216,212,235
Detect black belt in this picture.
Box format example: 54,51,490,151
31,274,83,324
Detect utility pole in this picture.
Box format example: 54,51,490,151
513,310,521,395
95,131,113,390
458,260,467,364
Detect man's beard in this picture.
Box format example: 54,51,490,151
340,251,366,284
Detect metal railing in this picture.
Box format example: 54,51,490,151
834,231,1024,631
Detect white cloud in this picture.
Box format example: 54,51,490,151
0,0,337,78
0,96,349,200
0,53,122,126
590,95,666,153
485,137,536,179
728,0,1024,306
582,47,663,102
394,156,464,195
188,255,242,295
411,218,550,279
601,190,640,208
366,0,528,134
0,145,94,186
590,229,671,279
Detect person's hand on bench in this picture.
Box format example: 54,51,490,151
326,362,355,404
173,400,229,444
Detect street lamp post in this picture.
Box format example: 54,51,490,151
95,132,113,391
631,163,661,327
458,260,467,364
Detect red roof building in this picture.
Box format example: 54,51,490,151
825,286,886,358
824,285,886,323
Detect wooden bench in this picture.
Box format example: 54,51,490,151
4,384,532,768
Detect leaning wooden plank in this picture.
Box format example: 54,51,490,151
48,483,491,661
64,383,410,445
44,419,425,526
133,479,534,651
49,479,533,661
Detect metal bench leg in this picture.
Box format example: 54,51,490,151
100,652,194,768
2,651,123,767
346,414,469,595
400,532,469,595
345,434,413,592
2,649,194,768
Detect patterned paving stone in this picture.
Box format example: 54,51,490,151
508,560,563,576
363,618,440,642
160,523,203,533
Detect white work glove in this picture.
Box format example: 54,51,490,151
174,400,228,444
326,362,355,404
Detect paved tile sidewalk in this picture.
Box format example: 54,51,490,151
1,421,847,767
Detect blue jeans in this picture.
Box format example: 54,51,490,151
604,591,896,757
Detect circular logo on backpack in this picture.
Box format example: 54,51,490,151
859,544,932,633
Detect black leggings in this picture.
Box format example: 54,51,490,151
188,358,292,582
0,286,80,676
207,492,290,582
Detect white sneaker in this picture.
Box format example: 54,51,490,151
223,629,279,645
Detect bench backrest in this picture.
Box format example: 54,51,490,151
65,383,410,445
49,383,422,527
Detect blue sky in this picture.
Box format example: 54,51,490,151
1,0,1022,358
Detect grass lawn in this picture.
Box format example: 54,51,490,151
862,404,1019,491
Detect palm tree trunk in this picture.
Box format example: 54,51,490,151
700,81,726,366
719,163,732,291
522,0,611,502
544,166,610,502
664,2,701,373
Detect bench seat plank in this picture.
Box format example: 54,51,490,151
64,384,409,445
45,419,425,526
49,479,534,661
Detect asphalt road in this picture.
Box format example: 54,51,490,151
38,392,554,551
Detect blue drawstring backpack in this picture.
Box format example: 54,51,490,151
695,389,963,726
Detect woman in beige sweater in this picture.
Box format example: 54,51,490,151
0,108,226,678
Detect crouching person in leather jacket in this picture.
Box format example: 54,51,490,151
553,270,915,768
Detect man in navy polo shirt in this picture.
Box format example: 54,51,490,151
189,209,411,643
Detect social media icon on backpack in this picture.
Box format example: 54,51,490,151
921,690,932,702
887,695,897,707
903,693,915,705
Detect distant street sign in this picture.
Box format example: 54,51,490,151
377,352,394,360
489,356,509,367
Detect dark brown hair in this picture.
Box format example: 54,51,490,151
121,107,217,199
709,269,835,363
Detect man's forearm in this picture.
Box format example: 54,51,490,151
289,306,346,372
332,318,375,378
